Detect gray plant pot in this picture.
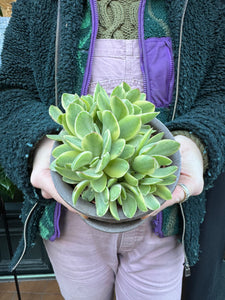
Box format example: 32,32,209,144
50,118,181,233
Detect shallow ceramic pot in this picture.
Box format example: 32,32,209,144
50,118,181,233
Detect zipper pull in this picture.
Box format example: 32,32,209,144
184,259,191,277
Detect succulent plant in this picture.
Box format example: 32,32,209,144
48,82,180,220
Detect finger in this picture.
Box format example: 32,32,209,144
32,169,79,213
171,183,189,204
41,190,53,199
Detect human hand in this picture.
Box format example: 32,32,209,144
30,136,79,213
149,135,204,216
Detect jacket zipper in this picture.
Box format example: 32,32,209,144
138,0,149,99
171,0,189,121
171,0,190,276
81,0,99,95
179,203,191,277
11,202,38,271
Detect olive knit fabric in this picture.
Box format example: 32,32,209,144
97,0,169,39
0,0,225,269
97,0,139,39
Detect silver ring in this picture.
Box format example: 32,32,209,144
178,183,190,203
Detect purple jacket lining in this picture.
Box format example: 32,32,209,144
49,0,175,240
49,202,61,241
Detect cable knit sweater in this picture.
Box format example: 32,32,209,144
0,0,225,268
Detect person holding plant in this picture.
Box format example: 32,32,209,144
0,0,224,299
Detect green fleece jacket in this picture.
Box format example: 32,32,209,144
0,0,225,269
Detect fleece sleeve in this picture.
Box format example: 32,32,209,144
166,8,225,189
0,0,60,202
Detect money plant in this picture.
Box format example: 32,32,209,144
48,82,180,220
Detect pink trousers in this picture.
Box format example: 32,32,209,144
44,208,184,300
44,40,184,299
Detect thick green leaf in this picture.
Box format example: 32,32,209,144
122,184,147,212
64,136,82,151
97,111,103,122
71,151,93,171
95,152,111,172
89,157,99,168
121,186,127,200
122,193,137,218
127,134,143,147
110,96,129,121
53,165,82,182
147,132,164,144
152,155,172,166
60,114,74,135
102,129,112,155
135,187,148,211
117,195,122,206
77,169,103,180
145,140,180,156
119,115,141,141
135,128,154,154
65,103,84,135
95,188,109,216
102,110,120,141
55,151,79,167
140,177,163,185
139,143,157,155
82,132,103,157
126,88,141,103
133,173,145,180
47,134,64,142
109,201,120,220
52,144,73,158
94,123,101,134
97,92,111,111
72,180,89,205
49,105,63,124
124,172,138,186
107,178,117,188
144,194,160,210
151,166,178,178
104,158,129,178
111,85,125,99
61,93,79,110
139,112,159,124
154,185,172,200
89,102,98,118
139,93,146,101
62,177,78,184
94,83,109,104
75,111,95,139
133,100,155,113
122,99,134,114
90,174,107,193
157,175,177,185
110,139,126,160
139,184,151,196
121,82,131,92
150,185,157,193
109,184,122,202
82,187,95,202
119,144,135,159
80,95,93,111
131,155,156,174
139,124,154,135
133,104,142,114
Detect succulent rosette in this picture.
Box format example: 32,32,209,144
48,82,180,221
